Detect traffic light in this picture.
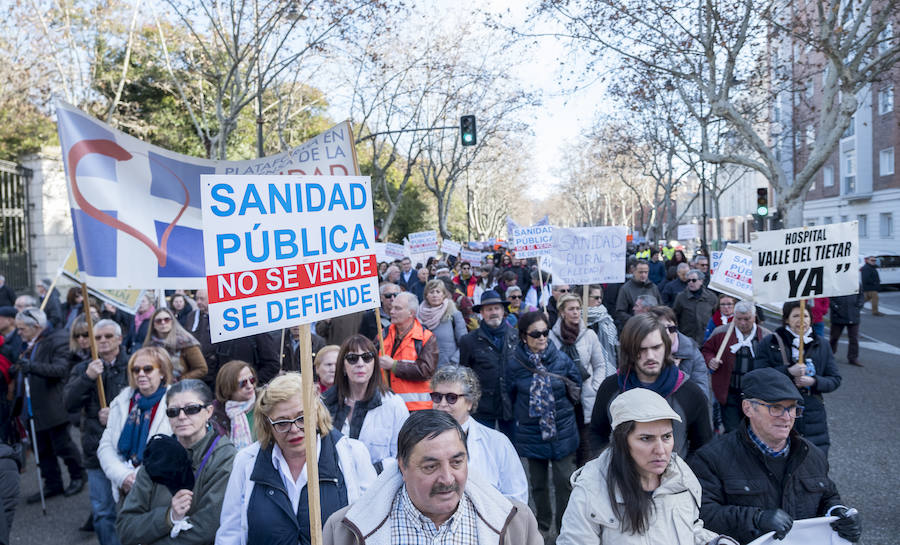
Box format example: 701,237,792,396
460,115,477,146
756,187,769,217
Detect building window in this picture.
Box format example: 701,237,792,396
881,148,895,176
824,216,833,224
773,95,782,123
824,165,834,187
806,125,815,147
841,215,848,223
806,78,814,99
880,213,893,238
858,215,868,238
843,150,856,193
880,86,894,115
879,23,893,54
842,115,855,139
808,220,816,226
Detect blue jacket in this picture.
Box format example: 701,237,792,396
505,341,581,460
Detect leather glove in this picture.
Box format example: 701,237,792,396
829,507,862,542
754,508,793,540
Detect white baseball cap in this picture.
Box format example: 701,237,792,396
610,388,682,429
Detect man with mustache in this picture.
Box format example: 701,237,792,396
589,313,713,459
323,410,542,545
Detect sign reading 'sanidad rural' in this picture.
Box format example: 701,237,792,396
201,175,379,341
550,226,627,285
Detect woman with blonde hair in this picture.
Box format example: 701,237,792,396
314,345,340,393
417,279,467,367
216,373,375,545
98,346,175,502
144,307,207,381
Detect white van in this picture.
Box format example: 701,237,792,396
865,253,900,287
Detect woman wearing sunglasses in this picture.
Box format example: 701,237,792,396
210,360,259,450
117,379,236,545
322,335,409,473
67,315,92,372
144,308,207,381
98,346,174,502
506,310,583,539
217,373,375,545
504,285,537,328
430,365,527,503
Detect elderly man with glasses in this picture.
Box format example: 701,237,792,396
690,368,862,544
672,270,719,345
359,282,399,341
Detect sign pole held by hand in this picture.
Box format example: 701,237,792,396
80,282,106,408
582,286,589,325
798,299,806,365
713,319,737,362
298,323,323,545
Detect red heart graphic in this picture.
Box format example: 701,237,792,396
68,139,191,268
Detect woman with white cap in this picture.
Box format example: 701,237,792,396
557,388,738,544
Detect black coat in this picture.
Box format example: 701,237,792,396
187,311,281,387
458,323,518,422
860,263,880,291
0,443,18,545
754,328,842,455
830,292,864,325
689,424,842,544
63,350,130,468
19,328,70,431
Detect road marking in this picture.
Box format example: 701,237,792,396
863,304,900,315
835,338,900,356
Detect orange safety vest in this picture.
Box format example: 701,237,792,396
381,319,434,411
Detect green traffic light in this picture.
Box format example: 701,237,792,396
757,205,769,216
463,134,473,143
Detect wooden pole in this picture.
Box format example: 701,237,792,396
279,328,286,370
374,308,388,386
80,282,106,409
298,323,323,545
713,319,737,362
798,299,806,366
38,274,62,312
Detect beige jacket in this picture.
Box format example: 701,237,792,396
558,449,721,545
323,460,542,545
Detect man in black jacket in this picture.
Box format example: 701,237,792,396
14,308,84,501
457,290,517,438
829,290,865,366
614,260,661,330
64,319,129,543
689,368,861,544
860,256,884,316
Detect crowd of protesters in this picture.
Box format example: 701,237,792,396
0,240,876,544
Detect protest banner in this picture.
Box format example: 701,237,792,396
460,249,482,264
513,224,554,259
371,242,388,263
441,239,462,256
61,249,146,313
407,230,439,254
57,102,356,289
709,244,753,301
747,516,850,545
384,242,406,260
550,226,627,285
200,175,379,342
677,224,699,240
710,250,723,276
752,222,859,304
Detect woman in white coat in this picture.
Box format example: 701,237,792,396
430,365,528,503
557,389,737,545
216,373,376,545
98,346,174,502
322,334,408,472
550,293,615,465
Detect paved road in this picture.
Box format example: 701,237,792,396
9,296,900,544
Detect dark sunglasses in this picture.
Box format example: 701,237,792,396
345,352,375,364
430,392,466,405
527,329,551,339
154,316,172,324
556,288,570,293
665,325,678,333
74,332,90,339
131,365,157,375
165,404,208,418
590,295,602,301
383,292,399,299
508,294,522,299
238,376,257,388
688,278,701,283
94,333,116,340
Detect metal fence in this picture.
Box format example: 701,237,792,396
0,160,32,292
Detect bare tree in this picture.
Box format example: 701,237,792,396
533,0,900,226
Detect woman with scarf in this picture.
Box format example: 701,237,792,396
754,300,842,456
127,294,155,352
417,279,467,367
549,293,615,466
117,379,236,545
322,335,409,472
144,308,207,381
210,360,258,450
98,346,174,502
506,311,582,538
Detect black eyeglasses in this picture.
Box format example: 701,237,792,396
268,415,305,433
345,352,375,364
688,278,701,283
383,292,399,299
94,333,116,340
590,296,602,301
74,332,89,339
556,288,570,293
508,294,522,299
527,329,551,339
165,404,208,418
748,400,804,418
131,365,157,375
238,376,257,388
430,392,467,405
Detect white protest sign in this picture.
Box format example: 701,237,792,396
677,224,698,240
513,224,553,258
550,226,627,284
710,250,723,276
460,249,482,264
747,516,849,545
709,244,753,301
384,242,405,260
407,230,439,254
441,239,462,256
201,175,379,341
752,221,859,304
372,242,388,263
